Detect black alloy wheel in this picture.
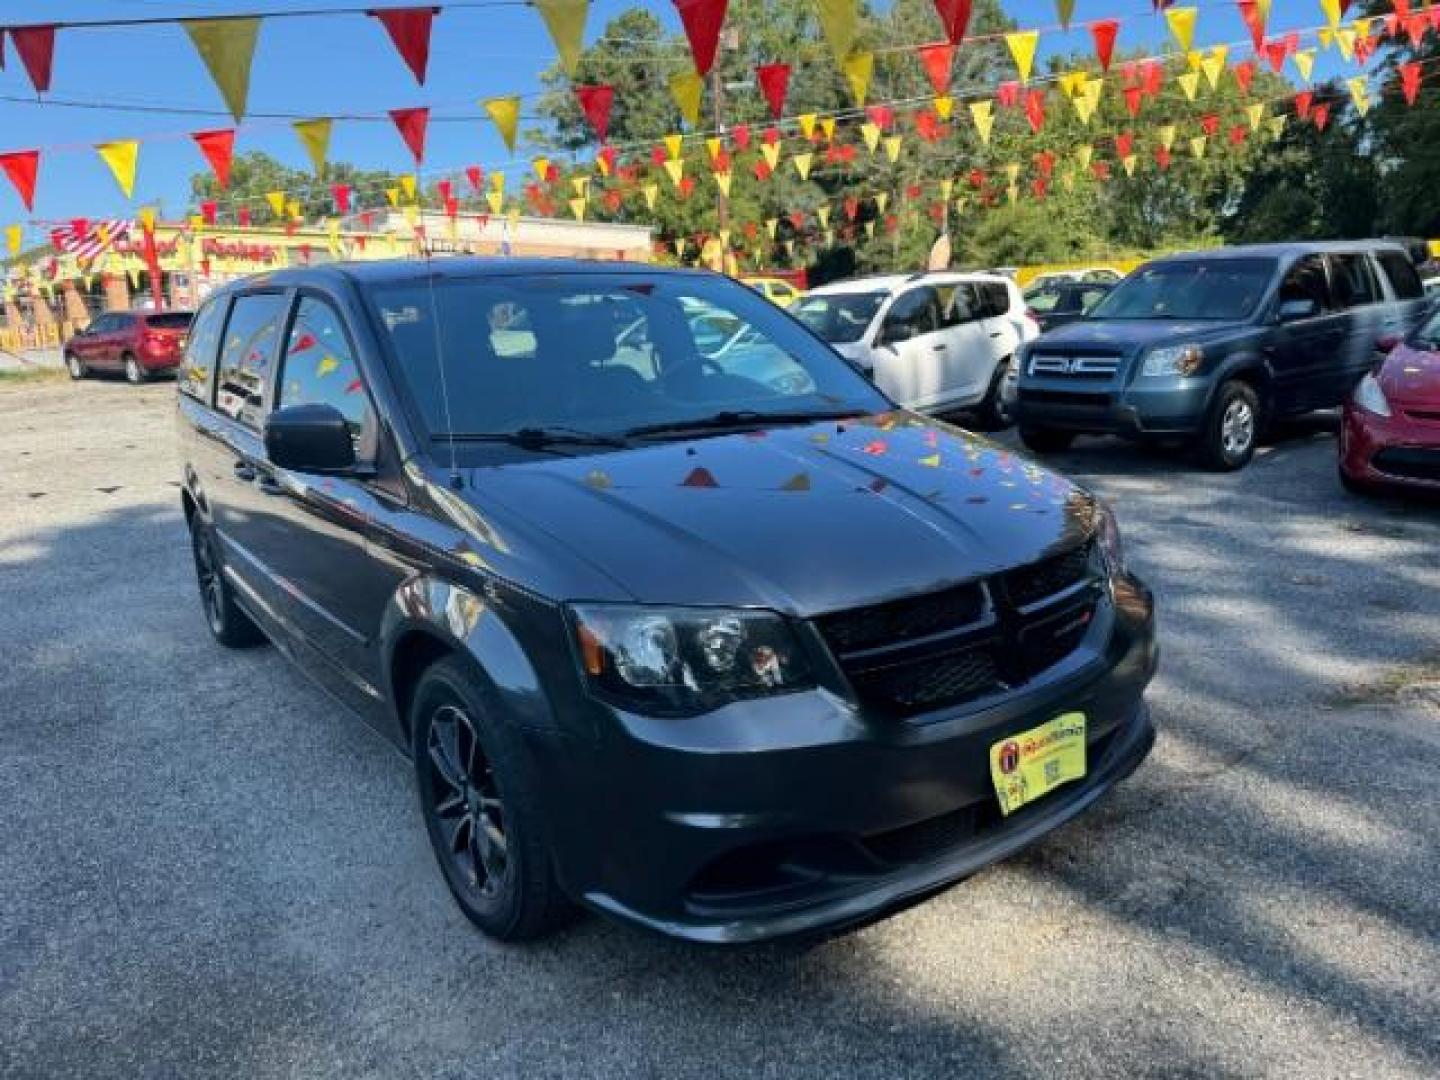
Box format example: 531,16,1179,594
422,703,511,903
188,516,265,647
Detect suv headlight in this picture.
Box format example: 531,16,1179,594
1094,500,1126,577
1140,343,1204,377
1353,372,1391,417
569,604,813,714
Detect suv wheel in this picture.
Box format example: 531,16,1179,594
65,352,86,380
1018,426,1076,453
973,358,1016,430
189,515,265,647
1199,380,1261,470
123,353,146,385
411,657,569,941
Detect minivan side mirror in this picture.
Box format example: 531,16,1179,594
881,322,917,345
1276,298,1320,322
1375,332,1402,354
265,403,356,473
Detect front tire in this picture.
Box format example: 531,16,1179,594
65,352,86,380
1019,425,1076,453
189,515,265,648
1198,380,1260,471
411,657,569,941
123,353,146,384
973,357,1016,431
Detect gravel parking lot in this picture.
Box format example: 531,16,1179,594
2,377,1438,1079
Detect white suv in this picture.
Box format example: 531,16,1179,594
792,272,1039,426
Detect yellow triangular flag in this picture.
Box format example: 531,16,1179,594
642,183,658,210
669,71,704,127
265,191,286,217
861,121,882,153
1268,115,1286,138
183,18,261,122
1186,50,1204,72
815,0,859,62
705,137,722,161
1005,162,1021,184
1074,145,1093,172
1005,31,1039,83
1335,28,1356,62
765,218,779,239
1348,75,1370,116
533,157,550,182
1293,50,1315,82
1201,54,1226,91
864,221,876,240
536,0,589,76
1157,125,1178,151
1073,93,1097,124
842,52,873,107
96,141,139,200
400,174,418,202
816,206,830,228
970,100,995,145
570,176,589,198
820,117,837,140
485,191,504,214
933,94,953,121
1247,102,1266,130
286,199,302,222
882,136,902,163
292,119,332,175
1007,184,1018,204
664,158,685,187
1165,7,1198,53
792,152,814,180
714,171,732,196
5,225,21,255
1059,71,1087,99
664,134,685,161
761,143,781,169
1178,71,1201,101
1319,0,1342,31
1319,28,1335,50
138,207,157,233
675,238,688,258
385,187,400,207
798,113,818,139
490,172,506,194
1122,154,1138,177
874,192,889,213
1189,135,1207,159
483,96,522,152
569,196,587,221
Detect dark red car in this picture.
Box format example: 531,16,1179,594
64,309,193,384
1340,303,1440,494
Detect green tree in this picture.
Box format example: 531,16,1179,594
1361,1,1440,236
191,152,401,226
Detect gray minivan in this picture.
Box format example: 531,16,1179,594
1014,241,1430,469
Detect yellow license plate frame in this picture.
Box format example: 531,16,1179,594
989,712,1088,816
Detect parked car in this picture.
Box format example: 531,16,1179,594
791,272,1040,427
1339,304,1440,494
1026,268,1125,290
1014,241,1431,469
178,259,1157,944
1024,280,1115,333
741,275,802,307
1423,276,1440,298
64,309,193,384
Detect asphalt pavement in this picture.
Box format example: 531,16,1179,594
2,377,1438,1079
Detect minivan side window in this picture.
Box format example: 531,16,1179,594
278,297,375,450
216,293,287,428
883,288,939,339
934,284,977,327
1328,254,1379,308
1277,255,1332,316
1376,251,1424,300
179,298,226,402
982,283,1012,318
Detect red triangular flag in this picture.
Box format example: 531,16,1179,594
932,0,973,44
238,206,252,227
1090,20,1120,73
192,129,235,190
574,84,615,142
1115,132,1134,158
1124,86,1143,117
11,25,56,94
1233,59,1255,95
674,0,729,77
997,81,1020,108
465,165,484,191
1201,113,1220,137
201,200,218,226
1237,0,1266,50
1229,124,1247,145
755,63,790,120
389,107,429,164
370,8,437,86
1024,88,1045,133
1400,62,1422,106
1294,90,1314,120
1313,103,1330,132
916,42,954,94
332,183,352,214
731,122,751,150
1155,146,1172,170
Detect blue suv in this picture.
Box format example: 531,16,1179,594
1014,241,1430,469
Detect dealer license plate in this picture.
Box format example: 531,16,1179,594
989,712,1087,816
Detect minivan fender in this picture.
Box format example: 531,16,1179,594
377,574,561,749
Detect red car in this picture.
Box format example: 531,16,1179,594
64,309,193,384
1340,304,1440,494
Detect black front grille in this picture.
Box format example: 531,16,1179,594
816,541,1100,720
1373,447,1440,481
1018,389,1112,408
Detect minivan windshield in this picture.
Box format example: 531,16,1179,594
791,292,886,343
365,273,890,440
1085,258,1276,321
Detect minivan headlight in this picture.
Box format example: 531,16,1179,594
1095,501,1126,577
1140,344,1204,377
569,604,813,714
1353,372,1391,417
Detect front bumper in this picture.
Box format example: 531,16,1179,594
1340,403,1440,490
1016,377,1210,437
533,574,1158,944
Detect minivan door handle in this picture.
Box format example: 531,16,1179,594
232,461,257,482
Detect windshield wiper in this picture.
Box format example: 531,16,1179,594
438,426,630,449
625,408,867,439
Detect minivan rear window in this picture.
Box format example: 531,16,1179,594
1086,258,1275,321
147,312,193,330
1376,251,1423,300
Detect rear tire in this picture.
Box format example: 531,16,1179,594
189,515,265,648
411,657,570,941
123,353,146,385
1018,425,1076,453
65,352,86,380
1197,380,1261,471
973,358,1016,431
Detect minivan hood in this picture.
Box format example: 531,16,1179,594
1033,318,1245,353
469,413,1096,615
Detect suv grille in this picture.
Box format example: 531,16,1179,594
816,541,1098,719
1028,353,1122,378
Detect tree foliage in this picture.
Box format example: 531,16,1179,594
191,152,400,226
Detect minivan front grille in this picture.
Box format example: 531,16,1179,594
816,541,1099,719
1028,353,1122,379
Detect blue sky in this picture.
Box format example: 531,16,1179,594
0,0,1351,224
